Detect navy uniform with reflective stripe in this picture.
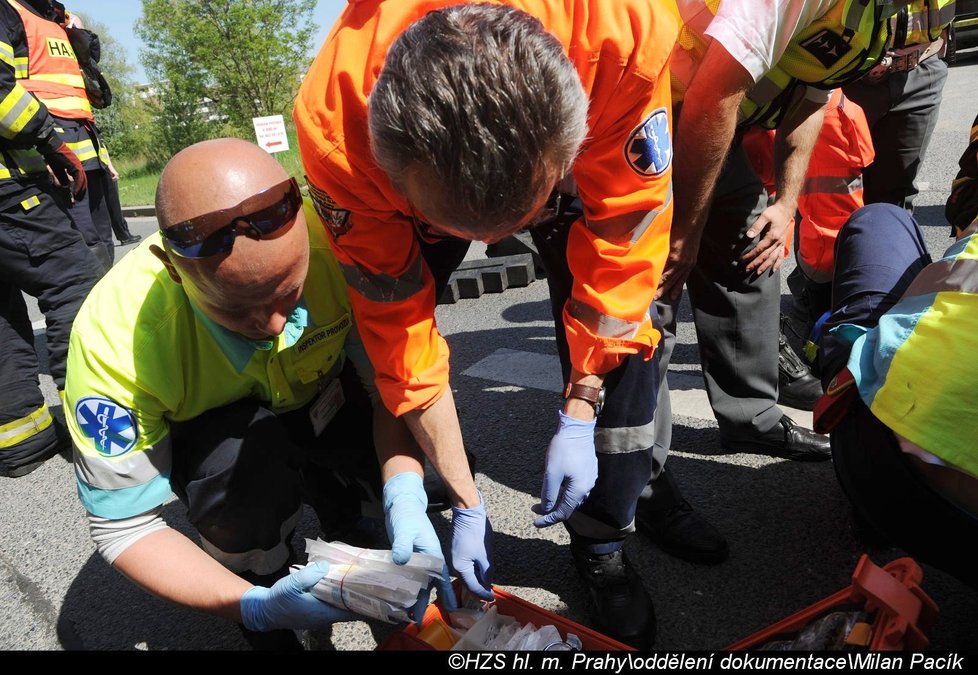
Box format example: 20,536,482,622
0,0,98,477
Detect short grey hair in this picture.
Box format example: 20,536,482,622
368,3,588,233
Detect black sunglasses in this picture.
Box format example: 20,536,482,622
161,177,302,258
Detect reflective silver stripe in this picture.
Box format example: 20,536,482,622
904,257,978,297
628,186,672,245
74,435,173,490
0,40,14,66
594,419,656,455
199,507,302,575
339,254,426,303
0,404,51,446
843,0,868,32
746,76,784,107
802,174,864,196
0,87,37,138
567,298,647,340
934,3,956,32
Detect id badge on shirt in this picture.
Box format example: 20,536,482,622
309,377,345,437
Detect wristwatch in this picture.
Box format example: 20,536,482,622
563,383,606,415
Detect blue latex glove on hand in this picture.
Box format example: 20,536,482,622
239,561,357,632
383,472,459,623
532,411,598,528
451,493,495,601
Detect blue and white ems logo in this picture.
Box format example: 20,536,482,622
75,397,138,457
625,108,672,177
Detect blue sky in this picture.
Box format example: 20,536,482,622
71,0,347,83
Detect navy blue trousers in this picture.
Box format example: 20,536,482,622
820,203,930,384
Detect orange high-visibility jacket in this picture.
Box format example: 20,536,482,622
295,0,678,417
741,90,874,283
796,90,873,283
7,0,92,121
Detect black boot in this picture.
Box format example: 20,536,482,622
116,218,142,246
570,545,656,650
635,469,728,564
0,416,64,478
778,328,823,411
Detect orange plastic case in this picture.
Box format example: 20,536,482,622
377,584,633,651
726,555,939,651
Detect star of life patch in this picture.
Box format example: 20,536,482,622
74,396,138,457
306,177,352,238
625,108,672,177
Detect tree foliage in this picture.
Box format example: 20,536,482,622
76,14,152,161
136,0,316,156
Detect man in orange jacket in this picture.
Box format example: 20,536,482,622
295,0,722,648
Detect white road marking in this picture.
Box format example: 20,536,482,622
462,348,813,429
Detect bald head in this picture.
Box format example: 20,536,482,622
153,138,310,341
157,138,289,229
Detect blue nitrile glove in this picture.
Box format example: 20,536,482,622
383,472,459,624
532,410,598,528
239,561,358,631
451,493,495,601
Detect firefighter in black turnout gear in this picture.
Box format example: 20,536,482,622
0,0,98,477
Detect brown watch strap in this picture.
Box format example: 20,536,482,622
564,383,603,406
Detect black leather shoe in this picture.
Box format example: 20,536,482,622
635,469,728,565
118,234,142,246
571,546,656,649
778,330,822,411
723,415,831,462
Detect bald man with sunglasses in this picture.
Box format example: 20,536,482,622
62,138,456,650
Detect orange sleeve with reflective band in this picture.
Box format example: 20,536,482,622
294,0,679,413
294,0,455,417
562,4,679,375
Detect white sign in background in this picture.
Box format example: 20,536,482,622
252,114,290,154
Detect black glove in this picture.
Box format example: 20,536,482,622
37,132,87,199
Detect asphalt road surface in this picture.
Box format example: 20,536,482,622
3,54,977,651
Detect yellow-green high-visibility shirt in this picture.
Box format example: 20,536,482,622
65,200,353,519
841,229,978,478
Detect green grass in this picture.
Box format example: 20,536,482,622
115,124,307,207
116,162,160,207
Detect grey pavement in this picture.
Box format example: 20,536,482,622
4,55,978,651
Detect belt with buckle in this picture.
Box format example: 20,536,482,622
865,37,944,84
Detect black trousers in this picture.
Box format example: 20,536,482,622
167,362,380,576
832,400,978,589
103,174,132,242
654,143,782,447
844,56,948,211
0,186,98,470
